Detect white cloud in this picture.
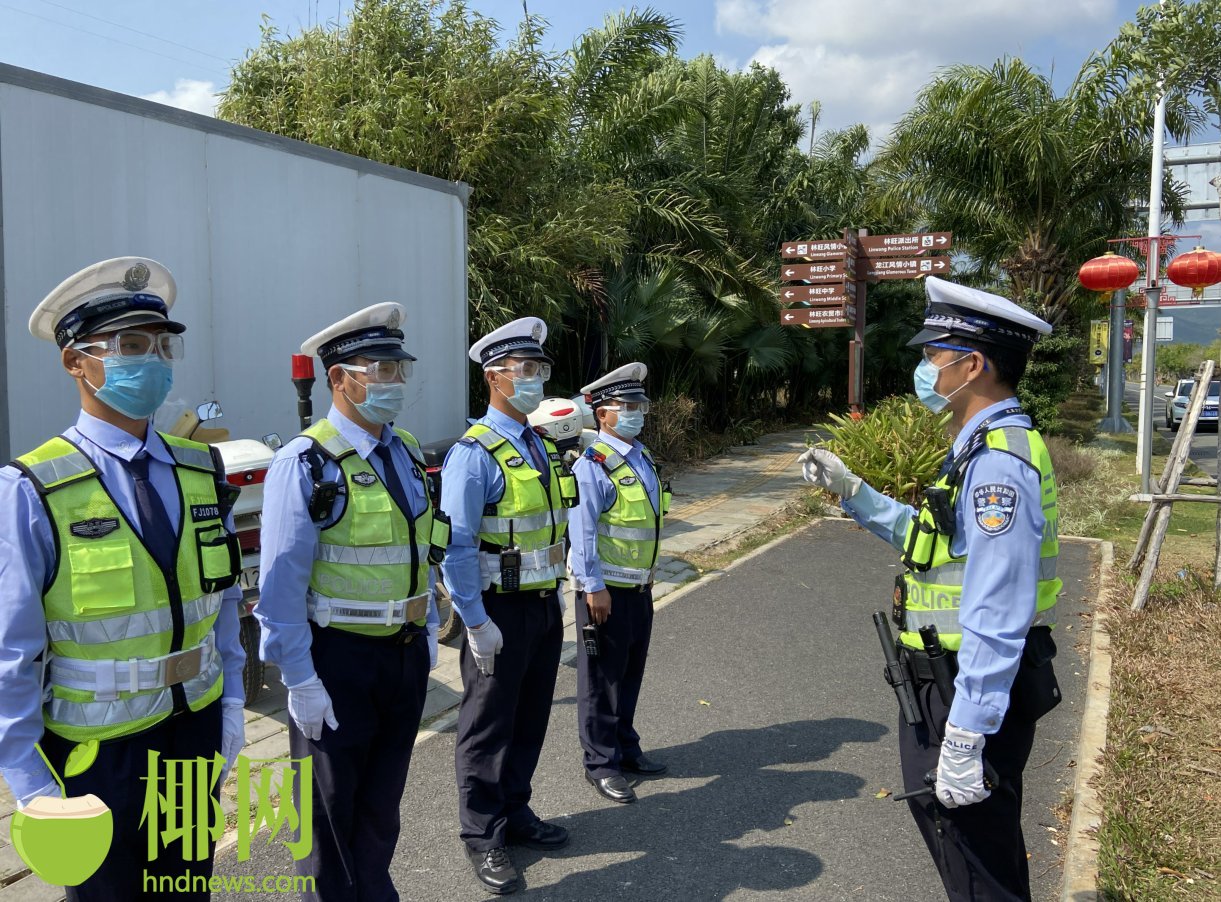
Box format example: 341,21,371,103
716,0,1118,142
140,79,218,117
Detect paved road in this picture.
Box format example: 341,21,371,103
1123,380,1219,477
216,520,1094,901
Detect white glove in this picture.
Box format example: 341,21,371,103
17,781,61,810
797,448,862,498
936,723,990,808
286,675,339,741
219,698,245,784
428,628,439,671
466,618,504,677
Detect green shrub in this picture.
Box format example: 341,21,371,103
1045,435,1097,485
640,394,700,465
818,396,952,504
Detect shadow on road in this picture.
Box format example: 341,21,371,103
514,717,886,899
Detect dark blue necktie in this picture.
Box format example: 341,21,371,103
128,452,176,574
373,443,413,516
526,430,550,485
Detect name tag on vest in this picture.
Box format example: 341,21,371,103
70,518,120,539
191,504,221,521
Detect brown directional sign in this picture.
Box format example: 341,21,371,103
779,282,856,305
859,232,952,257
780,260,855,283
781,304,857,327
780,234,861,260
860,255,951,280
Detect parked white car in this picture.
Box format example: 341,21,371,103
1164,378,1220,430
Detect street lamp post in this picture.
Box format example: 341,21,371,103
1137,87,1168,495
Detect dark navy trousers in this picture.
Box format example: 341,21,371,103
41,699,222,902
289,623,429,902
575,585,654,779
898,654,1055,902
455,589,562,851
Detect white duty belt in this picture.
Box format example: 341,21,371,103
48,633,216,702
599,563,657,586
307,592,430,628
479,542,566,589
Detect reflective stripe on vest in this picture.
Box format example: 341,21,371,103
16,435,234,742
302,420,433,636
899,424,1061,652
589,440,670,588
464,423,573,592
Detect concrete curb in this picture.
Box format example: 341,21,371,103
1059,537,1115,902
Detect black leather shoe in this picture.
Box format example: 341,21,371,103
621,754,668,776
507,819,570,850
466,846,518,894
585,770,637,803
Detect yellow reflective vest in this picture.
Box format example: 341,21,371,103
898,425,1060,652
301,419,449,637
587,440,672,587
14,434,239,742
463,423,576,591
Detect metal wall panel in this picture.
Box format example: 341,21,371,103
1,76,467,458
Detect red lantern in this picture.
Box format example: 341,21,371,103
1167,246,1221,299
1078,252,1140,292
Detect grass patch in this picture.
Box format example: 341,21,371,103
1095,569,1221,900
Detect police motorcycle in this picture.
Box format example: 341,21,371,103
419,394,597,642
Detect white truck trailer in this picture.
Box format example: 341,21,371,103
0,62,471,700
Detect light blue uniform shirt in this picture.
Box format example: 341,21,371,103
843,398,1048,735
0,410,246,805
255,406,439,688
439,406,556,628
568,430,660,593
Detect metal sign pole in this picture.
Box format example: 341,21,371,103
1103,287,1132,433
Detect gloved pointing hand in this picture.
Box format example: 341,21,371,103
797,448,863,499
466,618,504,677
219,697,246,783
936,723,990,808
286,675,339,741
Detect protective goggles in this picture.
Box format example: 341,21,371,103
923,342,988,370
490,360,551,380
72,330,185,363
602,401,650,414
338,360,413,383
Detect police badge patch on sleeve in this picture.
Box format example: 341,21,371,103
972,484,1019,536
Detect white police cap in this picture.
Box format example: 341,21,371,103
469,316,551,367
301,302,416,369
30,257,182,348
908,276,1052,351
581,362,649,407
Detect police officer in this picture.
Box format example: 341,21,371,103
256,303,446,901
0,258,246,901
569,363,671,804
441,317,577,894
800,277,1061,902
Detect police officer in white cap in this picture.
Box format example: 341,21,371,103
256,303,446,901
570,363,671,804
800,276,1062,901
0,258,246,901
441,317,577,894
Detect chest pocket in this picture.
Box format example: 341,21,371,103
348,484,395,546
615,476,653,525
194,523,240,593
68,542,136,615
557,466,578,508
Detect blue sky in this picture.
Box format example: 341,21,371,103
0,0,1149,136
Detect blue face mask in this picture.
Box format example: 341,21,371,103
914,355,970,413
613,409,644,439
353,381,406,425
504,376,544,414
89,357,173,420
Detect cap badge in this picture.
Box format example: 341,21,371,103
387,308,401,330
531,323,543,341
123,263,151,292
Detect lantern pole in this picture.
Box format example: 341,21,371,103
1137,56,1168,494
1104,287,1132,434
